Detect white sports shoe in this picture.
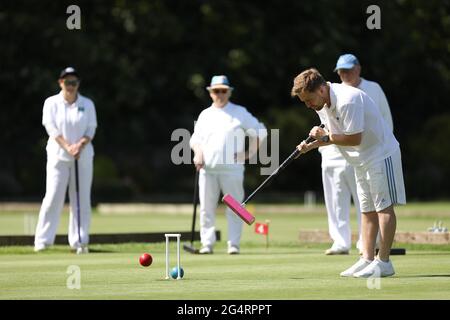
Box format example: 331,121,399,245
353,258,395,278
34,244,48,252
76,246,89,255
227,246,240,255
199,246,213,254
340,258,373,277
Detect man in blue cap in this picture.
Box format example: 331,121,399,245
334,54,393,129
317,53,394,256
190,75,267,254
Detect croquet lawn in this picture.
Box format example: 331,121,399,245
1,202,450,300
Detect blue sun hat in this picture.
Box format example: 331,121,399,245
206,75,234,91
334,54,360,72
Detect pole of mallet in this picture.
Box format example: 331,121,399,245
74,159,82,246
190,170,199,244
242,124,325,206
265,219,270,250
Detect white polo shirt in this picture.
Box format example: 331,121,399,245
316,111,347,166
318,78,394,166
190,102,267,174
42,91,97,162
319,83,398,168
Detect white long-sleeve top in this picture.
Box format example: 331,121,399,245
190,102,267,174
319,78,393,166
42,91,97,162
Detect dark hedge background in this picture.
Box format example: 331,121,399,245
0,0,449,203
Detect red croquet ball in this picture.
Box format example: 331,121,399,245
139,253,153,267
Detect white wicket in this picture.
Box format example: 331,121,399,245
164,233,181,280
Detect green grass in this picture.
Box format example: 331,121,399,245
0,203,449,300
0,242,450,300
1,204,448,237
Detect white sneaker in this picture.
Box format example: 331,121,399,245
227,246,240,255
199,246,213,254
34,244,48,252
340,258,373,277
353,258,395,278
76,246,89,255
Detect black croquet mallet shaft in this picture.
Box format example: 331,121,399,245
242,124,325,205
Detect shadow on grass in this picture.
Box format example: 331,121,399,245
0,246,117,255
397,274,450,278
85,248,116,253
398,252,450,256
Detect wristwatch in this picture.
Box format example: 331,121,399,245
321,135,330,143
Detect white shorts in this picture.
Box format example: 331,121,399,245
354,149,406,213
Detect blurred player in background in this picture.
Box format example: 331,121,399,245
190,75,267,254
34,67,97,254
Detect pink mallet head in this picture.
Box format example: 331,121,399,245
222,194,255,225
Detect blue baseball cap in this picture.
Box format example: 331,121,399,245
334,54,360,72
206,75,234,90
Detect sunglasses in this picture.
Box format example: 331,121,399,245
211,89,228,94
64,79,80,86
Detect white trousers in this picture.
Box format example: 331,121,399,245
34,156,93,249
198,170,244,248
322,162,362,251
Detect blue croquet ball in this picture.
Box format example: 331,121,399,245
170,266,184,279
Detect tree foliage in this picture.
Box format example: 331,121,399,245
0,0,448,201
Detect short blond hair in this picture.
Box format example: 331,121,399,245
291,68,326,97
